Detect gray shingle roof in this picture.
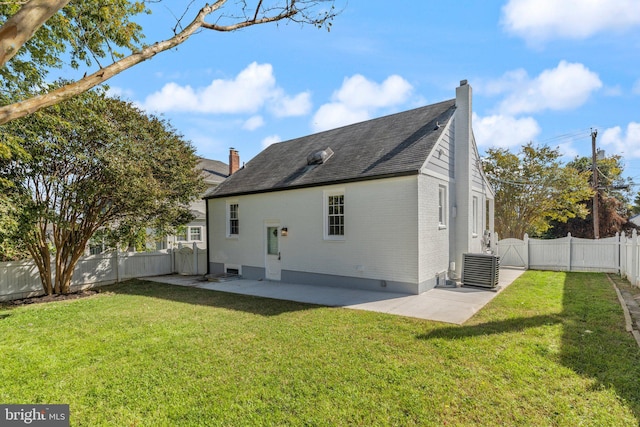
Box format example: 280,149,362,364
197,158,228,184
206,99,456,199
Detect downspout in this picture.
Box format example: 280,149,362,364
205,197,210,276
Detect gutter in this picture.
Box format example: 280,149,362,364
204,170,420,200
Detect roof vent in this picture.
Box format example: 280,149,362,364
307,147,334,165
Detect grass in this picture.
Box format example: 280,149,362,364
1,271,639,426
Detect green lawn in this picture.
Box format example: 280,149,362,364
1,271,639,426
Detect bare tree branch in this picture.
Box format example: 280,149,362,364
0,0,337,124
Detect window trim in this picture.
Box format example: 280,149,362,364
189,226,203,242
226,200,239,238
323,189,345,241
472,195,479,237
438,185,447,229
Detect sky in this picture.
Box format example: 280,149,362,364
101,0,640,183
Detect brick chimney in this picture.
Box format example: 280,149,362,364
229,148,240,176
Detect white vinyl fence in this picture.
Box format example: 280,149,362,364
174,244,207,276
497,230,640,286
0,243,205,302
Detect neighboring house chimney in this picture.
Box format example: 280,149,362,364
229,148,240,175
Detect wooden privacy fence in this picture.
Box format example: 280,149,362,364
0,249,181,302
497,230,640,285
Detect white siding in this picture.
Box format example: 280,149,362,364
209,176,420,284
425,123,454,179
471,141,485,190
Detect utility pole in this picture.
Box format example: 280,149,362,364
591,128,599,239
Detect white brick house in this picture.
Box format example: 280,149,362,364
204,81,494,294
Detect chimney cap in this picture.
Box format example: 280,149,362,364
460,79,468,86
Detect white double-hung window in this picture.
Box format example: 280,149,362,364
472,196,479,236
227,201,239,237
324,190,345,240
189,226,202,241
438,185,447,229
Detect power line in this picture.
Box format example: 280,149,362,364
535,128,592,145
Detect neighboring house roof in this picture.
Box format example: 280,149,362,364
192,158,228,219
206,99,456,199
630,213,640,227
189,208,206,218
197,157,229,185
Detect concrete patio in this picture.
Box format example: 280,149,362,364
143,267,526,324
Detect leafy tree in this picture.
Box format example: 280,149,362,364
482,143,593,239
0,113,29,260
548,154,634,238
0,0,337,124
0,0,147,94
0,86,205,294
632,193,640,215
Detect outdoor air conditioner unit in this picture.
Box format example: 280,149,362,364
462,253,500,288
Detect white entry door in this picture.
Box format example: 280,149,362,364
265,223,281,281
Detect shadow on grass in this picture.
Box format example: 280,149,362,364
107,279,320,317
416,314,562,340
418,272,640,419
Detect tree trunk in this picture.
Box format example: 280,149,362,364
27,239,53,295
0,0,70,67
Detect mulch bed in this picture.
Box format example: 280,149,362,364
8,289,100,306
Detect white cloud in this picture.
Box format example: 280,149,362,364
261,135,282,149
312,74,413,132
477,69,528,96
472,113,541,149
601,122,640,158
502,0,640,44
488,61,602,115
243,115,265,131
143,62,310,118
556,142,580,160
269,91,312,117
603,85,623,97
312,103,371,133
333,74,413,108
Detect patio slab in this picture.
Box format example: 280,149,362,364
142,267,526,324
